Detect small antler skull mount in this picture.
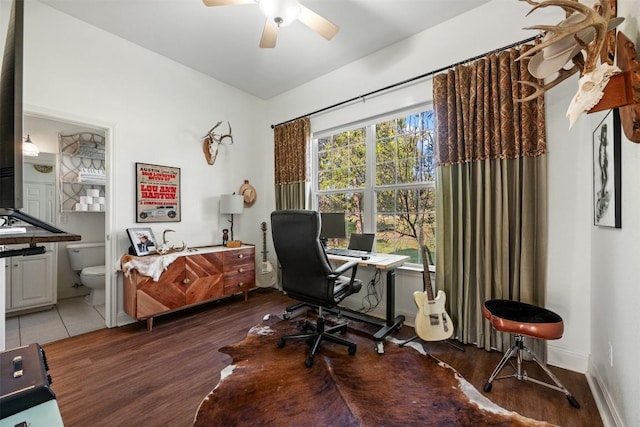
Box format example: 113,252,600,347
202,121,233,165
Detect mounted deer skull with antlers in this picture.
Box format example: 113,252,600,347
516,0,624,126
202,121,234,165
155,229,186,255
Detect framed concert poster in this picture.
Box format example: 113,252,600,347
592,109,621,228
135,162,181,223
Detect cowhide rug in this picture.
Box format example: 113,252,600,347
194,313,553,426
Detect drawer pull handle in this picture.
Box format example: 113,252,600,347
238,282,244,287
238,268,244,273
183,278,190,284
238,254,244,259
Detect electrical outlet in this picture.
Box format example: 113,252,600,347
609,342,614,367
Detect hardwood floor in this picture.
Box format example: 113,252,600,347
42,289,602,427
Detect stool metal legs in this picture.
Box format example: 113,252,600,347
483,335,580,408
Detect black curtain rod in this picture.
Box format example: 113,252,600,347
271,35,539,129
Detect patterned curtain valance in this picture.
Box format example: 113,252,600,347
274,117,311,185
433,46,546,167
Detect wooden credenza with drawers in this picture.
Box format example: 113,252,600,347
123,245,255,330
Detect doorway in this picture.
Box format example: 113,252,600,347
4,111,113,347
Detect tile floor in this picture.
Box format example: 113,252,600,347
5,297,106,349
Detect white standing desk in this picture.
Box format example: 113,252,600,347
327,253,409,353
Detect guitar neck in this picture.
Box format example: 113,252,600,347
261,223,268,262
421,245,435,302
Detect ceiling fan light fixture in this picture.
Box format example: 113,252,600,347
259,0,301,27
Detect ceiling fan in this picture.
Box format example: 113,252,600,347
202,0,340,48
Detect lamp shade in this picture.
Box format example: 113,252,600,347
220,194,244,215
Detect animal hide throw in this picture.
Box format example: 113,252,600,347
194,314,554,426
120,253,180,282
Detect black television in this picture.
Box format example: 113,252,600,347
0,0,24,210
0,0,72,237
319,212,346,245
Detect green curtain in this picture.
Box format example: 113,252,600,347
433,46,548,354
273,117,311,210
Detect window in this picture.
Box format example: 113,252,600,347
313,108,436,266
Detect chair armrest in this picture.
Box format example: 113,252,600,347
330,260,360,277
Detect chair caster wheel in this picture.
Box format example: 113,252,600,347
283,312,291,320
305,357,314,368
567,395,580,408
277,338,285,348
483,382,492,392
348,345,357,356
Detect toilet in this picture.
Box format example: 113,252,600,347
67,242,106,306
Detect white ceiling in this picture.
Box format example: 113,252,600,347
39,0,490,100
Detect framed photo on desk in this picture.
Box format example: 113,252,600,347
127,227,157,256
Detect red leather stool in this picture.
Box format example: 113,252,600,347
482,299,580,408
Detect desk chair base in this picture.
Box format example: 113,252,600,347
282,301,312,320
278,307,357,368
483,334,580,408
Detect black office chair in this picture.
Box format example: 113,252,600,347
271,209,363,368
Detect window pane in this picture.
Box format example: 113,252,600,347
317,128,366,191
375,187,436,264
375,112,436,187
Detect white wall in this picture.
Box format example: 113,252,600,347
588,2,640,425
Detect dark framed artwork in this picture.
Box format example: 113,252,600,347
592,109,621,228
136,163,181,223
127,227,157,256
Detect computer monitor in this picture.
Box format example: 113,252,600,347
319,212,346,243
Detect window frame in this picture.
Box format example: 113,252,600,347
312,104,435,268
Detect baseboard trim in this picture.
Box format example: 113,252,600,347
547,343,588,373
587,357,624,427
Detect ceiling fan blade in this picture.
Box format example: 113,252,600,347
202,0,254,6
259,19,278,48
297,5,339,41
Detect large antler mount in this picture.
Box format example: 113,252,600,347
516,0,613,99
515,0,632,127
518,0,610,77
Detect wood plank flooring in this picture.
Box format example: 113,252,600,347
42,289,602,427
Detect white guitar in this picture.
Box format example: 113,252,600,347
256,222,276,288
413,238,453,341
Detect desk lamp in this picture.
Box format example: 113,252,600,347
220,194,244,245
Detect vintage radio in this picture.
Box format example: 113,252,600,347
0,343,56,419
